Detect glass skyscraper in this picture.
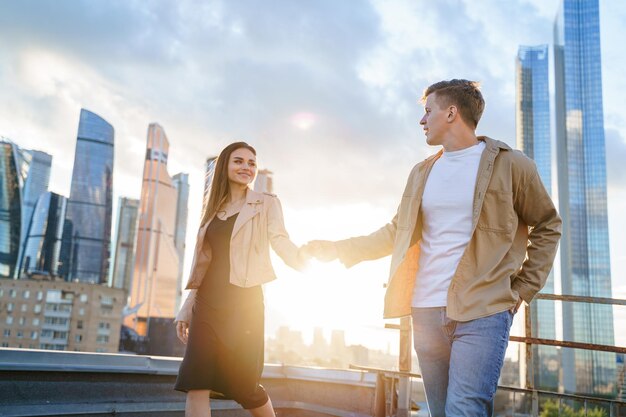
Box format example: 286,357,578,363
60,109,115,284
172,173,189,312
21,192,67,276
16,150,52,277
254,168,274,194
125,124,180,336
554,0,615,396
111,197,139,295
0,140,23,278
516,45,559,390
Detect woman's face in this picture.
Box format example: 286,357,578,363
227,147,257,187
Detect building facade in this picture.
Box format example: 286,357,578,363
171,173,189,312
0,277,124,353
20,192,67,277
16,150,52,278
554,0,615,396
110,197,139,296
60,109,115,284
124,124,180,336
516,44,558,391
0,140,23,279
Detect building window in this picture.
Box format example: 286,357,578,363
101,295,113,306
7,303,13,312
3,329,10,337
96,335,109,344
5,316,13,325
0,289,4,297
23,290,30,299
34,304,42,314
32,318,40,326
77,320,83,329
1,343,8,347
36,291,43,301
79,308,85,316
80,294,88,303
75,334,83,343
16,331,23,338
9,289,17,298
98,322,111,330
18,317,25,326
31,331,38,340
21,304,27,312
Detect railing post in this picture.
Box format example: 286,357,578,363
397,316,412,417
524,302,534,390
375,373,387,417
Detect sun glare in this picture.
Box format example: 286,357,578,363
291,112,317,130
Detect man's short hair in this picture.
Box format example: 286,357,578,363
422,79,485,128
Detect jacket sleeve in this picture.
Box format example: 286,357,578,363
174,289,197,323
511,162,562,303
267,195,306,271
334,210,398,268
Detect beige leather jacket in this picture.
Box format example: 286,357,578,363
175,189,303,323
335,137,562,321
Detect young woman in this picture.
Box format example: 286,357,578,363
174,142,306,417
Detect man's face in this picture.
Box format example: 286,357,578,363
420,93,450,146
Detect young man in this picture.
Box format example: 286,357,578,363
305,79,561,416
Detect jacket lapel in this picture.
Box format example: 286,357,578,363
231,189,263,237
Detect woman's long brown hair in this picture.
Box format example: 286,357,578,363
200,141,257,226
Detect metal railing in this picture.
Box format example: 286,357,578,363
371,293,626,417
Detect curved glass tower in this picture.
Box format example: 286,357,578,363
21,192,67,276
0,140,23,278
554,0,615,396
60,109,114,284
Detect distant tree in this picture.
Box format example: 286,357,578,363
540,399,607,417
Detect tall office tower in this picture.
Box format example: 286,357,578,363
16,150,52,277
125,124,180,336
516,45,558,391
254,169,273,194
202,156,217,212
110,197,139,296
60,109,114,284
554,0,615,396
0,139,25,278
172,173,189,312
21,192,67,276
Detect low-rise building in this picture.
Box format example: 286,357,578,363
0,277,124,353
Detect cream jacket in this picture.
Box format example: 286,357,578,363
335,137,562,321
175,189,303,323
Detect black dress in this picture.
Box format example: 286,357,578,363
174,214,269,409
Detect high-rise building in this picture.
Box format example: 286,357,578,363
554,0,615,396
202,156,217,212
0,139,52,279
516,44,558,391
21,192,67,277
16,150,52,278
254,169,273,194
172,173,189,312
60,109,115,284
0,139,24,279
124,124,180,336
110,197,139,296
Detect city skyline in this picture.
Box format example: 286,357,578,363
1,0,625,356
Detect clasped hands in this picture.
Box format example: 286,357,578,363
299,240,339,262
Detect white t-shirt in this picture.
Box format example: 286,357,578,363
411,141,485,307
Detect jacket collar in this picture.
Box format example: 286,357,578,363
232,188,264,237
479,136,511,151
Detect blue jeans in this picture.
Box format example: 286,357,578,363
411,307,513,417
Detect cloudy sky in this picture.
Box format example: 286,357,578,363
1,0,625,351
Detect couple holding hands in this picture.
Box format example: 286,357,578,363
174,79,562,417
